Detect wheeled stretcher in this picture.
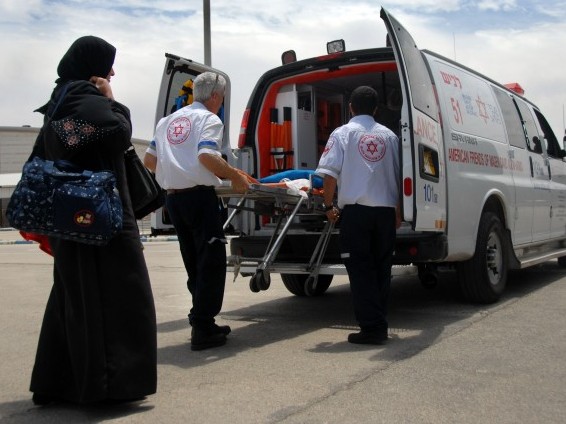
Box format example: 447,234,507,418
216,179,417,295
215,181,341,295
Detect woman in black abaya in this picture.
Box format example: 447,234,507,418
30,36,157,405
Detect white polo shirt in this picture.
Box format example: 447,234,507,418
316,115,400,209
153,102,223,190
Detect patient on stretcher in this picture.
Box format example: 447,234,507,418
236,169,324,197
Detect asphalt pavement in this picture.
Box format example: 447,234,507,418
0,230,565,423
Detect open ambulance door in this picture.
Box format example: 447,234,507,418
150,53,231,235
380,8,447,232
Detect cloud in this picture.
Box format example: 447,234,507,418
1,0,565,145
476,0,518,12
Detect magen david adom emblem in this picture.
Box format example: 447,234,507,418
167,117,191,145
358,134,386,162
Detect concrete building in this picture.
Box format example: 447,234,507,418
0,126,150,227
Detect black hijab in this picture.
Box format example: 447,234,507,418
56,36,116,83
35,35,130,158
36,36,117,116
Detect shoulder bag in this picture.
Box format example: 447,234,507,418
124,145,165,219
6,82,123,246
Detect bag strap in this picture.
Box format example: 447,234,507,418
46,82,72,122
31,82,73,160
53,159,94,178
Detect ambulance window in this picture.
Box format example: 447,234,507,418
492,88,526,149
385,11,438,122
403,51,438,121
164,69,198,117
514,99,542,154
533,110,564,158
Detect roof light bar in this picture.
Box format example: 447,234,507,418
326,39,345,54
281,50,297,65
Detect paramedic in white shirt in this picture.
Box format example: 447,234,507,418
149,72,249,351
316,85,401,346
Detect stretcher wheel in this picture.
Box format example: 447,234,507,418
251,269,270,291
417,264,438,289
249,277,260,293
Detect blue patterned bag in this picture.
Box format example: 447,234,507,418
6,157,123,246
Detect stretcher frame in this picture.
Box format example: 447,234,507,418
216,180,417,294
216,181,340,294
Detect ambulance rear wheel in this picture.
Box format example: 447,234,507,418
281,274,332,296
457,212,507,303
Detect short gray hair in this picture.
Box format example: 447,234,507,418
193,71,226,103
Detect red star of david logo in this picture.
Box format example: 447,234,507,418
366,141,378,155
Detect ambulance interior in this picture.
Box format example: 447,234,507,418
158,62,403,180
258,64,402,179
231,64,403,259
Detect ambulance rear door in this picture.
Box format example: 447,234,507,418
150,53,231,235
154,53,231,156
380,8,447,232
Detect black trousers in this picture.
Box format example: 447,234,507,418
340,204,396,333
166,188,227,330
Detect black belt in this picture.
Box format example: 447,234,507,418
167,185,213,195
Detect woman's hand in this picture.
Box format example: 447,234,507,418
89,76,114,100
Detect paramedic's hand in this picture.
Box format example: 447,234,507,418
230,170,250,194
90,76,114,100
326,207,340,223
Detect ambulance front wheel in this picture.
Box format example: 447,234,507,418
457,212,508,303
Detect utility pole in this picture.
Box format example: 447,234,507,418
203,0,211,66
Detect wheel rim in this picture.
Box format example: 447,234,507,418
486,230,503,286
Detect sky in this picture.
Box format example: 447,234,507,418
1,0,566,146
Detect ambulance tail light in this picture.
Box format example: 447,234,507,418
238,108,250,149
403,177,413,196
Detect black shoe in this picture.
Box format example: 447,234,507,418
212,324,231,335
189,321,231,335
191,329,227,351
347,330,388,345
190,324,231,336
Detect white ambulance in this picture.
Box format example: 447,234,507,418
153,7,566,303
